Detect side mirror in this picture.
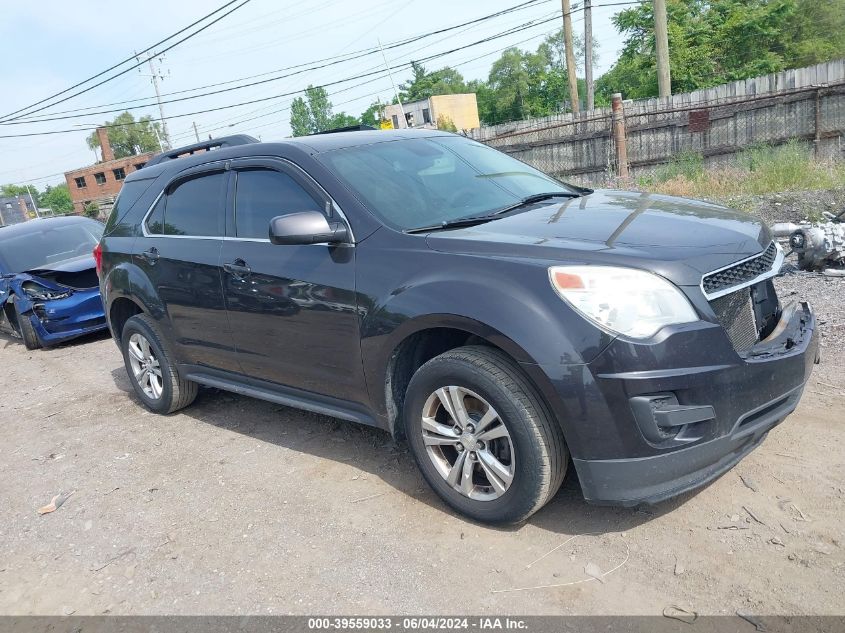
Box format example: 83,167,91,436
269,211,349,245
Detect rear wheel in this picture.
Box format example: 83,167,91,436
120,314,197,414
404,345,567,524
13,296,41,350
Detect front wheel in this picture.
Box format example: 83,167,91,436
120,314,197,414
404,346,567,524
13,296,42,350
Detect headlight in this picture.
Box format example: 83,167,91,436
548,265,698,339
22,281,73,301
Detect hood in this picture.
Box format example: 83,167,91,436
25,254,96,276
425,189,773,286
23,255,99,290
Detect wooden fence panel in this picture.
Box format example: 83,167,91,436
468,60,845,182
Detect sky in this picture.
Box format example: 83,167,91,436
0,0,630,190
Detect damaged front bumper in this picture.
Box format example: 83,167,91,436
570,301,819,506
4,286,107,346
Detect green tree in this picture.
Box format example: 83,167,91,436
288,85,359,136
87,112,163,158
290,97,311,137
329,112,360,129
41,184,73,214
360,101,385,127
470,29,588,125
397,63,470,102
1,184,40,206
596,0,845,101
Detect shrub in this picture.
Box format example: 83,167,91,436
436,114,458,133
83,201,100,219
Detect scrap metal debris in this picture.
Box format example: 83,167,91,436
37,491,74,515
773,210,845,273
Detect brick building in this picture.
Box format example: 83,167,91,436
64,127,156,216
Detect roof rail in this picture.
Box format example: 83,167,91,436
312,124,377,135
143,134,259,168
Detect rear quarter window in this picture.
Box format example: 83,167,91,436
103,178,157,237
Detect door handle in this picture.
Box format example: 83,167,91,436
141,247,159,264
224,259,251,277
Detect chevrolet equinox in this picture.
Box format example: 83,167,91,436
97,130,818,524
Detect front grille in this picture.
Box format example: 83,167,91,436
710,288,760,351
702,242,778,296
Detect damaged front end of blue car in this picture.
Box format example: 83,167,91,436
0,259,107,349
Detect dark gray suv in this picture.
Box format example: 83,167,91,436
96,130,818,524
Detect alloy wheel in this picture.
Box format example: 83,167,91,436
127,333,163,400
421,386,515,501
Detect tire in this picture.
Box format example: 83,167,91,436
404,345,568,524
120,313,197,414
13,296,42,350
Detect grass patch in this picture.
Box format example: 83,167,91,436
638,141,845,200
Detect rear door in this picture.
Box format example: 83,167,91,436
133,167,240,372
220,158,366,404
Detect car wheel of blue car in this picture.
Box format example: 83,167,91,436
12,296,41,351
404,345,568,524
120,314,198,414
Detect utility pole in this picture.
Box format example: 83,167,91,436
136,50,171,148
192,121,201,143
654,0,671,98
561,0,580,113
584,0,594,111
25,184,40,218
611,93,629,179
378,39,405,126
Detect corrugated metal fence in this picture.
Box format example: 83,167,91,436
469,59,845,183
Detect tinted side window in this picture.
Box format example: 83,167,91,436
235,169,322,239
146,196,165,235
163,172,227,236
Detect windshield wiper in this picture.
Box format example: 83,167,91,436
405,192,581,234
490,191,582,216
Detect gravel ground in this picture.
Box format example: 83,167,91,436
0,333,842,617
0,190,843,617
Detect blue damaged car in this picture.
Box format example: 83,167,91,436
0,216,106,349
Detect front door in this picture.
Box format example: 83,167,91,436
134,168,240,372
220,161,366,405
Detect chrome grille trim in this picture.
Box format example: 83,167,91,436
700,241,784,300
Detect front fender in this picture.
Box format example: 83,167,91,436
359,256,613,436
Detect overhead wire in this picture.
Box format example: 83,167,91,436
6,0,550,125
0,0,254,124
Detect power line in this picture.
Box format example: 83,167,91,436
6,0,550,125
187,23,564,140
0,14,563,140
1,12,558,129
0,0,254,124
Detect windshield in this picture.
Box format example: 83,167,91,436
0,220,104,273
318,135,576,230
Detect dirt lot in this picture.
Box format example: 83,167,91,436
1,279,843,617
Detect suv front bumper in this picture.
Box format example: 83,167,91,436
550,302,818,506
